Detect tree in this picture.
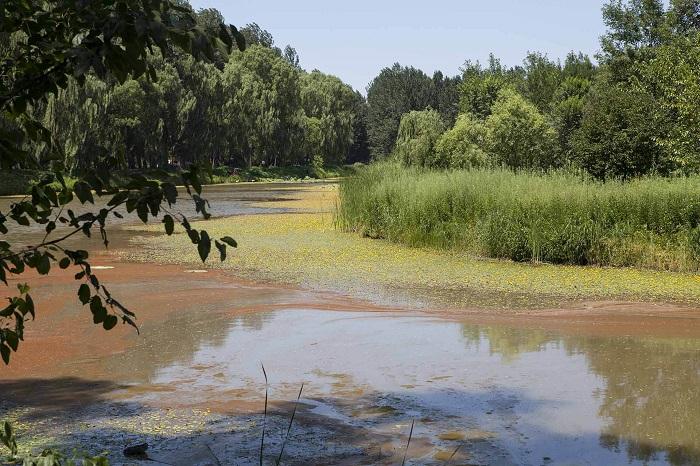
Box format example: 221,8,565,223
562,52,597,80
300,71,357,165
434,113,489,169
571,77,669,179
484,89,558,170
458,55,515,119
240,22,275,48
599,0,668,80
0,0,244,364
520,52,562,113
668,0,700,33
348,92,371,164
633,34,700,172
394,109,446,168
222,45,304,167
284,45,301,68
0,0,244,169
551,76,592,159
366,64,434,159
431,71,462,127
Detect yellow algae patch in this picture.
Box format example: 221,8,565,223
438,431,467,441
122,186,700,307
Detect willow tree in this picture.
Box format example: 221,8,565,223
0,0,245,368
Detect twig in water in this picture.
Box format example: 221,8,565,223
205,443,223,466
275,383,304,466
260,363,269,466
447,444,462,464
401,419,415,466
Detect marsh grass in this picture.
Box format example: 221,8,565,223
338,162,700,272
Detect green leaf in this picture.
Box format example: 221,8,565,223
78,284,91,305
220,236,238,248
59,257,71,269
90,296,107,324
73,181,94,204
198,231,211,262
215,240,226,261
4,331,19,352
107,190,129,207
103,314,118,331
161,183,178,205
163,214,174,235
0,344,9,365
36,254,50,275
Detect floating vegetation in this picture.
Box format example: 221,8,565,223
124,185,700,307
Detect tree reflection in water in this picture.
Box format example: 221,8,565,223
462,325,700,465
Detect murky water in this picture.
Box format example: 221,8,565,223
106,308,696,465
1,183,699,465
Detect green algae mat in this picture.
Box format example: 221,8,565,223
123,185,700,308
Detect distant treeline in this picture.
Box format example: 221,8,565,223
368,0,700,180
1,5,370,172
3,0,698,180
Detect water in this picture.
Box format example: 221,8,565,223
1,183,699,465
121,309,697,465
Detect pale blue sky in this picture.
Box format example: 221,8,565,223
189,0,610,93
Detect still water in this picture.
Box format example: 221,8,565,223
116,308,697,465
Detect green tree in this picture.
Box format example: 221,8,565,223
300,71,357,165
571,77,669,179
394,109,446,168
348,92,371,164
222,45,304,167
562,51,597,80
458,56,512,119
551,76,592,159
634,33,700,172
520,52,562,113
434,113,489,169
366,64,435,159
484,89,558,170
431,71,462,127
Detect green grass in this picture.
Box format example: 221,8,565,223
337,162,700,272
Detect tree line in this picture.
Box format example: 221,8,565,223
4,0,698,180
1,3,370,173
369,0,700,180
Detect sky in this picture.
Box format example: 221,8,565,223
189,0,610,94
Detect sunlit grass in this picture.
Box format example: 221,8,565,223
338,162,700,273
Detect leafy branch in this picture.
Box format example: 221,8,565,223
0,163,235,364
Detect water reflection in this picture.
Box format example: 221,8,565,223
461,323,700,465
102,308,699,466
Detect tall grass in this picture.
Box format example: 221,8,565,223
337,162,700,272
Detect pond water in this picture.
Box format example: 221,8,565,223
1,183,699,465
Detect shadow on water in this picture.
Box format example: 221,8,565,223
2,376,699,466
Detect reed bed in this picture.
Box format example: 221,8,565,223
337,163,700,272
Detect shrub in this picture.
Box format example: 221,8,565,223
484,88,558,170
394,109,446,168
434,114,489,169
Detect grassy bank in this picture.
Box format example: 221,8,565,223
0,165,359,196
337,163,700,272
